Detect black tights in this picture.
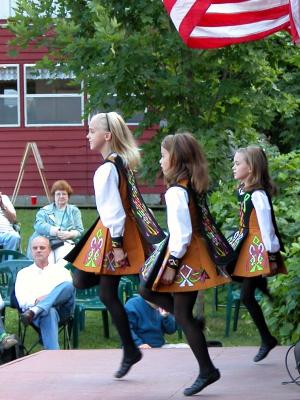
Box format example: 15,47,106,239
140,287,215,376
73,270,137,358
240,277,274,344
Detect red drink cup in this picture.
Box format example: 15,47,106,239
31,196,37,205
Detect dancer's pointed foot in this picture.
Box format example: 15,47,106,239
253,337,278,362
183,368,220,396
114,349,142,379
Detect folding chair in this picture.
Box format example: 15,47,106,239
10,288,73,355
213,283,262,337
18,316,73,355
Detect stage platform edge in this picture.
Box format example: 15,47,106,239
0,346,299,400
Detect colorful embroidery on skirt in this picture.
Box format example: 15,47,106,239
175,265,208,288
103,251,130,272
103,251,116,272
84,228,105,268
228,230,244,251
248,236,265,273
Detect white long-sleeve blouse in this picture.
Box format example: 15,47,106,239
251,190,280,253
93,161,126,238
165,186,192,259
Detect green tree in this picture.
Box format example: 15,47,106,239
8,0,300,182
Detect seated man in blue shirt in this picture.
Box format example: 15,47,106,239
125,294,177,349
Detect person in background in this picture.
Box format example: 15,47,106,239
0,192,20,251
15,236,75,350
125,294,177,349
0,292,18,350
27,180,84,264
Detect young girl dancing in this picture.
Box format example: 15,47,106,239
67,112,164,379
140,132,233,396
230,146,287,362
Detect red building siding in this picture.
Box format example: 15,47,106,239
0,24,164,202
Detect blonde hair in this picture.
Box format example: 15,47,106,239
161,132,209,194
236,146,276,196
91,112,140,170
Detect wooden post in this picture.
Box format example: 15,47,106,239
12,142,51,204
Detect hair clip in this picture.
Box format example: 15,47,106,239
106,113,111,132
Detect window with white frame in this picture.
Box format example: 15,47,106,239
90,93,145,125
0,64,20,126
24,65,84,126
0,0,17,19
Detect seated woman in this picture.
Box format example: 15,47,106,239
27,180,84,264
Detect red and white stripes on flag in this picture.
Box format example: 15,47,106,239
163,1,300,49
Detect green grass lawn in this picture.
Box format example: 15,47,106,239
3,208,260,352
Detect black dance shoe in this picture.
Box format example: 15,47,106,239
114,349,142,379
183,368,220,396
253,337,278,362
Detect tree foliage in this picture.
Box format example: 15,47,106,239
8,0,300,183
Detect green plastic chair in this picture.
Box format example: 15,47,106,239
0,258,33,340
214,283,262,337
72,285,109,348
0,249,29,263
0,259,32,308
119,276,137,301
0,264,15,309
0,259,24,334
72,278,134,349
225,283,263,337
122,275,140,294
63,263,109,348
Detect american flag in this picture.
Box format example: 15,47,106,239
163,0,300,49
